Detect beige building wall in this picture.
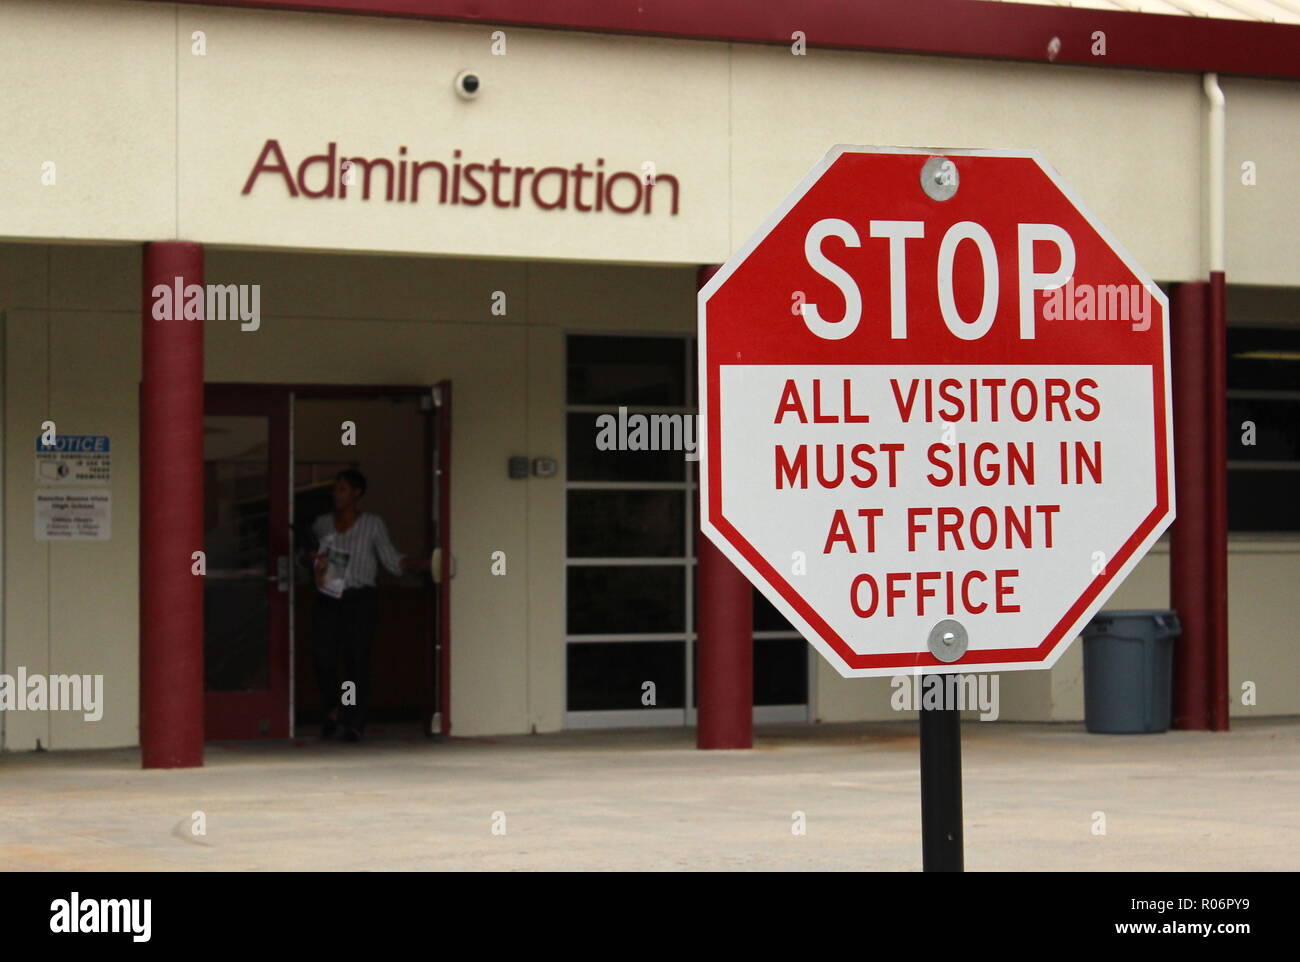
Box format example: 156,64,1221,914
0,2,175,242
2,0,1296,283
1222,78,1300,285
727,47,1208,283
1,244,143,751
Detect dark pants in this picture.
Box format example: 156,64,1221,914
312,587,378,732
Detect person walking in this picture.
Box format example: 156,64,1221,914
310,469,427,741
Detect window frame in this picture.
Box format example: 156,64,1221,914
562,330,811,727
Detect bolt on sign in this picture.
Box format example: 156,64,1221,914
699,147,1174,677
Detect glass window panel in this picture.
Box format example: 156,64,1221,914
754,638,809,706
686,337,698,406
567,641,686,711
690,563,697,631
567,489,686,558
1227,328,1300,392
567,335,687,406
1227,398,1300,462
567,565,686,635
204,584,271,691
203,415,271,691
689,638,809,708
1228,469,1300,532
691,640,697,710
753,586,795,632
567,412,685,482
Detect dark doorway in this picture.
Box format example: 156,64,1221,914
293,391,437,737
202,382,450,740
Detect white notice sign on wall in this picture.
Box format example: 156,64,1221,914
35,489,111,541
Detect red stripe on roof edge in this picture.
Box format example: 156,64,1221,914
138,0,1300,80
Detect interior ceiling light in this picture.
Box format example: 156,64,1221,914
1232,350,1300,361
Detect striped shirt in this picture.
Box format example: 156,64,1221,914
312,512,405,589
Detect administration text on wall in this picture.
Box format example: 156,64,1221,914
242,140,680,216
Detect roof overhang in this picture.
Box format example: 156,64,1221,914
135,0,1300,79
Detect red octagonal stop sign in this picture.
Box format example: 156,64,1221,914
699,146,1174,677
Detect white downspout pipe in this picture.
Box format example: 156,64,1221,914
1203,73,1225,275
1202,72,1230,732
0,310,5,752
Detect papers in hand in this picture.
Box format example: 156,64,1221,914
317,533,351,598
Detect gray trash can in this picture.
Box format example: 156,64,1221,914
1081,610,1181,734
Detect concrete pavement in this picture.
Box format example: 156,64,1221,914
1,718,1296,871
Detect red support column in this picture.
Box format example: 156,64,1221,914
1206,271,1229,731
696,265,753,750
696,530,754,749
140,242,205,768
1170,281,1212,731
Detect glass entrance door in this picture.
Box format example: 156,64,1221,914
203,386,291,739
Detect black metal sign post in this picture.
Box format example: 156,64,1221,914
920,672,965,872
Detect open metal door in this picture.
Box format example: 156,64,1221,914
426,380,452,736
202,384,292,739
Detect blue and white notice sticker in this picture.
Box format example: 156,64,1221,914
35,434,111,485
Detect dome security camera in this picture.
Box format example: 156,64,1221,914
454,70,482,100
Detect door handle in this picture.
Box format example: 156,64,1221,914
430,548,455,583
267,555,290,592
